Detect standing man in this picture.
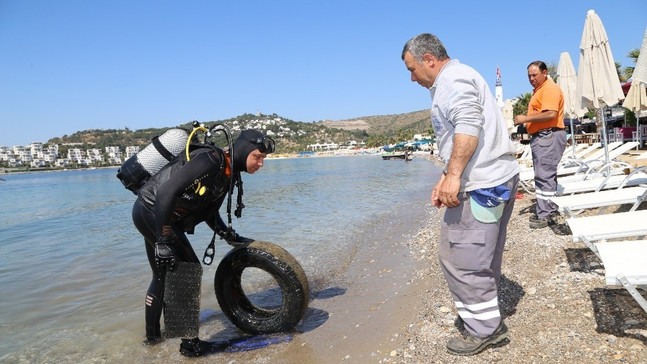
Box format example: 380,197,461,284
402,33,520,356
514,61,566,228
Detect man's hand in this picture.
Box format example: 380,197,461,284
431,175,445,208
437,173,461,207
513,115,527,126
154,238,176,271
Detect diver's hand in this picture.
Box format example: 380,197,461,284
229,235,254,248
155,238,176,271
219,229,253,248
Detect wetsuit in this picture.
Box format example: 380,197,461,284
132,146,231,341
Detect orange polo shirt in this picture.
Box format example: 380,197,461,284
525,78,565,135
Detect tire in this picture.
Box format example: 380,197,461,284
214,241,309,334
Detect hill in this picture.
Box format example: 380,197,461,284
320,109,430,134
46,110,432,154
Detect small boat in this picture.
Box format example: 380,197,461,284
381,153,413,161
382,153,406,160
382,150,413,161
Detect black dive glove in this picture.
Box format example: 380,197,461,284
218,228,254,248
155,236,176,270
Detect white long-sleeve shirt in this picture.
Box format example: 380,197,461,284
429,59,519,192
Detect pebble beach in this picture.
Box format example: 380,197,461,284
395,194,647,364
177,155,647,363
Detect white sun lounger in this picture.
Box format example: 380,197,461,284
556,160,633,184
567,209,647,246
519,143,638,193
569,142,602,160
557,141,638,176
594,240,647,313
567,144,590,158
560,141,622,166
550,186,647,217
557,168,647,195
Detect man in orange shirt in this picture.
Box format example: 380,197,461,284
514,61,566,229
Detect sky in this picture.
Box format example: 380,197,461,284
1,1,646,146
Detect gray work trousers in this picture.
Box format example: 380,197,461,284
531,129,567,218
438,174,519,338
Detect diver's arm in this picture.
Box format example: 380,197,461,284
154,152,217,238
204,191,253,247
205,200,228,233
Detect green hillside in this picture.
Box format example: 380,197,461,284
46,110,432,155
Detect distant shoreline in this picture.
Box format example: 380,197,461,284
1,149,439,176
0,165,116,175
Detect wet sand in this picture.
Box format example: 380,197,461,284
153,166,437,363
146,155,647,363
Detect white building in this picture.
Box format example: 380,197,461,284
68,148,84,164
87,148,103,163
495,67,504,109
106,145,127,165
308,142,339,151
125,146,138,157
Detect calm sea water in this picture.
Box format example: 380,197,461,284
0,155,440,363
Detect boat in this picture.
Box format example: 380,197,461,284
382,153,405,160
381,152,412,161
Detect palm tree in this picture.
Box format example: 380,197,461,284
624,48,641,80
512,93,532,118
547,61,558,81
615,61,628,83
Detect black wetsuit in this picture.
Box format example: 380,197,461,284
131,146,231,341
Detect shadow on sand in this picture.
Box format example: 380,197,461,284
564,247,647,344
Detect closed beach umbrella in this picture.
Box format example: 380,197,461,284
557,51,586,155
623,27,647,114
624,83,647,113
576,9,625,164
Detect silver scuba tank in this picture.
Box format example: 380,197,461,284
117,128,189,193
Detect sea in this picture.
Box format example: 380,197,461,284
0,155,441,363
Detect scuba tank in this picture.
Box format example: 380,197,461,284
117,128,189,193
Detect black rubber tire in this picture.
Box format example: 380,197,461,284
214,241,309,334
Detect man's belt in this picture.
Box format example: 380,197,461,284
531,127,564,137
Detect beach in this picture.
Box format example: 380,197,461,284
153,156,647,363
2,156,646,363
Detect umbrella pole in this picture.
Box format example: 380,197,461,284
600,107,610,166
569,119,576,157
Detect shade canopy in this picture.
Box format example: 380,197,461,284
576,9,625,110
632,27,647,85
576,9,625,165
557,51,586,119
623,27,647,113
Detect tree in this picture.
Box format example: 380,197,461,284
512,92,532,118
365,134,390,148
624,48,641,80
547,61,558,81
615,61,628,83
396,128,414,142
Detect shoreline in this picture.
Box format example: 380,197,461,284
182,159,647,363
0,147,436,175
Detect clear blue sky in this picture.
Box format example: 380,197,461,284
1,0,646,146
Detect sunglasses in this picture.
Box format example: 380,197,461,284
246,136,275,154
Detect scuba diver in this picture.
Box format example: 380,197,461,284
131,129,275,345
